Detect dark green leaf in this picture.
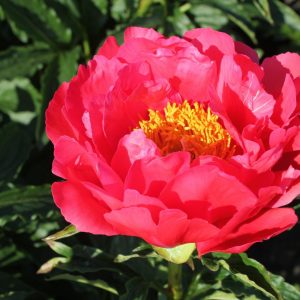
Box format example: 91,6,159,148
58,46,81,82
0,78,40,125
0,123,31,183
0,185,51,209
213,253,281,300
0,0,71,48
120,277,149,300
0,45,54,80
47,273,119,295
253,0,274,24
271,273,300,300
269,0,300,47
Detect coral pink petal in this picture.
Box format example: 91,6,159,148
83,182,122,210
234,41,259,63
123,189,167,209
197,208,297,255
124,26,163,41
155,209,189,246
52,182,116,235
183,218,220,243
220,85,256,132
274,180,300,207
111,130,159,180
97,36,119,58
52,136,124,197
46,83,77,144
276,52,300,79
184,28,235,55
218,55,274,119
125,152,191,197
52,136,101,184
262,55,288,97
104,207,158,244
171,55,217,101
272,74,297,125
160,165,257,212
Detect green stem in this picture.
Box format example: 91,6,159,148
167,262,183,300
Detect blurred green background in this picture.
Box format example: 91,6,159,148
0,0,300,299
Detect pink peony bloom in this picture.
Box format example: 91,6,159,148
46,27,299,256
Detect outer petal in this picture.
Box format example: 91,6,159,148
155,209,219,246
262,52,300,124
52,181,116,235
104,207,158,244
275,52,300,79
184,28,235,58
97,36,119,58
53,136,124,198
234,41,259,63
197,208,297,255
46,83,77,144
124,26,163,41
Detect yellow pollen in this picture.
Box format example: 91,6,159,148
138,101,235,159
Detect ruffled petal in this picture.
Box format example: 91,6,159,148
125,151,190,197
197,208,297,255
52,181,116,235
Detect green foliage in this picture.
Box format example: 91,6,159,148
0,0,299,299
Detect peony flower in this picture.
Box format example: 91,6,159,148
46,27,299,257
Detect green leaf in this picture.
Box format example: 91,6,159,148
47,273,119,295
168,6,194,35
114,252,158,263
0,0,71,48
46,240,73,258
213,253,281,300
0,123,31,183
0,186,53,229
0,185,52,224
203,290,239,300
120,277,149,300
37,256,69,274
79,0,108,52
111,0,133,22
190,4,228,30
44,0,83,42
0,44,54,80
59,244,129,275
271,273,300,300
0,185,51,208
57,46,81,82
136,0,154,17
43,225,78,242
269,0,300,47
201,257,220,272
0,78,41,125
191,0,258,44
252,0,274,24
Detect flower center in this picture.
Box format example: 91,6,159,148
139,101,235,159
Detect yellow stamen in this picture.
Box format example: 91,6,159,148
138,101,235,159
